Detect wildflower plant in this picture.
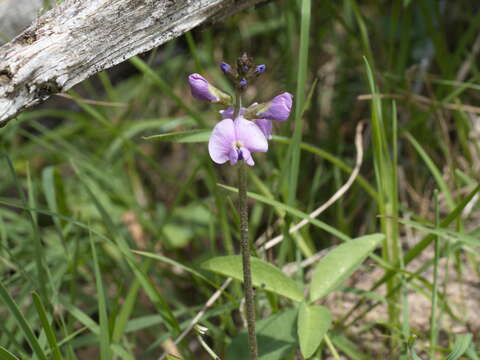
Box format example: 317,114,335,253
179,55,384,360
188,53,293,360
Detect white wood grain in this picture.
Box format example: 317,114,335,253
0,0,266,126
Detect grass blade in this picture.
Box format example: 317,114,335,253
90,235,112,360
404,132,455,210
0,281,48,360
287,0,311,206
32,292,63,360
0,346,19,360
446,333,473,360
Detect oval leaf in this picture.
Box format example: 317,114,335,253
201,255,304,302
297,303,332,358
226,309,298,360
310,234,384,302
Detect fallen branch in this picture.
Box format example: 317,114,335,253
0,0,43,45
0,0,266,127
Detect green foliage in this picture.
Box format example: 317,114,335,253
297,303,332,358
1,0,480,359
201,255,304,302
310,234,384,302
226,309,298,360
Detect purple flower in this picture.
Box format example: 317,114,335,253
221,104,272,139
255,119,273,139
188,73,232,105
256,92,293,122
220,62,232,74
255,64,266,73
208,116,268,166
219,107,247,119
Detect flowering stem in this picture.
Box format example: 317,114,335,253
235,89,257,360
238,161,258,360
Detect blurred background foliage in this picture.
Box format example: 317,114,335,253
1,0,480,359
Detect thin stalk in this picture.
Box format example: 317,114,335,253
429,190,440,359
235,90,257,360
324,334,341,360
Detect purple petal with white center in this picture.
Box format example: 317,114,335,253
255,119,273,139
208,119,235,164
234,116,268,153
257,92,293,122
188,73,219,103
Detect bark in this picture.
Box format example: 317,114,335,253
0,0,266,127
0,0,43,45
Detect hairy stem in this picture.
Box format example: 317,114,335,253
235,89,257,360
238,162,258,360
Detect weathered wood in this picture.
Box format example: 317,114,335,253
0,0,266,127
0,0,43,45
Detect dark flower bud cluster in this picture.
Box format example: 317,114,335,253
220,53,266,91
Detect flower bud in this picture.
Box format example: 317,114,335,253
188,73,232,105
220,62,232,74
255,64,266,74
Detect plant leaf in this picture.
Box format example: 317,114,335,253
143,129,210,143
446,333,473,360
32,292,63,360
0,281,48,360
226,309,298,360
310,234,383,302
0,346,20,360
201,255,304,302
297,303,331,358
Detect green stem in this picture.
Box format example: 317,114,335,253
430,190,440,359
324,334,341,360
235,90,257,360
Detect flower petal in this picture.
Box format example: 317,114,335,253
188,73,219,102
229,148,239,165
220,107,247,119
240,147,254,166
234,116,268,153
219,107,234,119
208,119,235,164
255,119,273,139
257,92,293,122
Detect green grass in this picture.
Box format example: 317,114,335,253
1,0,480,359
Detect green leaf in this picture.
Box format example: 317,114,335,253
90,236,112,360
0,281,48,360
404,132,455,211
32,292,63,360
466,344,479,360
165,355,183,360
330,333,369,360
297,303,331,358
143,129,211,143
0,346,19,360
132,250,213,286
201,255,304,302
446,333,473,360
217,184,351,242
395,217,479,245
226,309,298,360
310,234,383,302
